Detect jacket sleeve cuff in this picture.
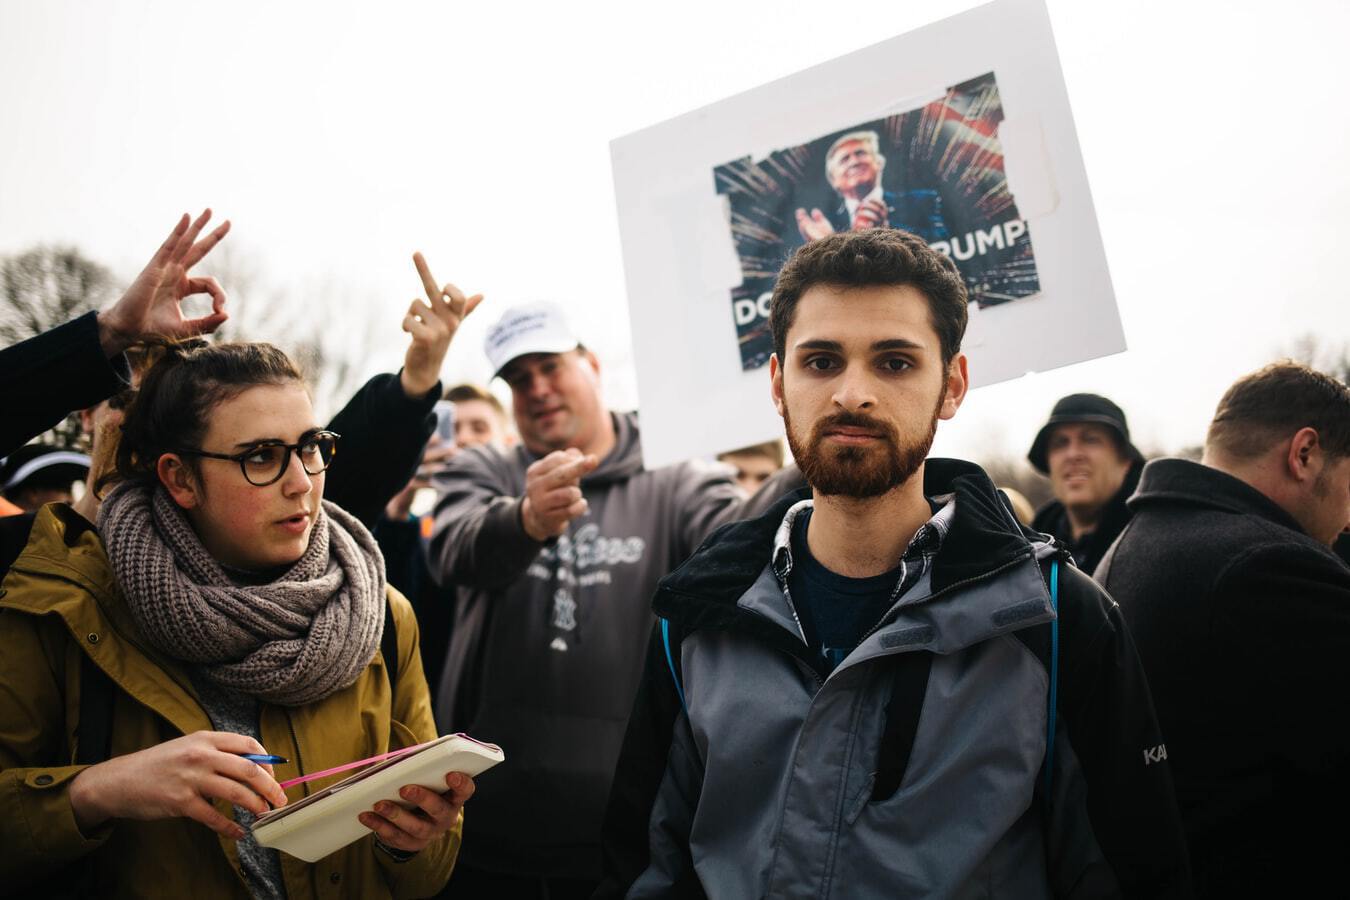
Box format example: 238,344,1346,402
391,368,443,411
488,497,545,555
7,766,113,862
372,814,461,895
56,311,132,403
374,835,418,862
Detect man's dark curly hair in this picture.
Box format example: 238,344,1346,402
769,229,969,365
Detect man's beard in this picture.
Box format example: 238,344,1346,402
784,393,943,499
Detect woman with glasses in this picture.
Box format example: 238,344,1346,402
0,340,473,898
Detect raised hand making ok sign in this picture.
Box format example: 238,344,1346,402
96,209,232,355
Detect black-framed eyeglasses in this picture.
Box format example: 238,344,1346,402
175,431,341,487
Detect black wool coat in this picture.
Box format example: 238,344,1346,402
1096,457,1350,899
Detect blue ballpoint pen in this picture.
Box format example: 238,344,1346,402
238,753,288,764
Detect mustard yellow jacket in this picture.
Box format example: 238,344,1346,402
0,504,460,898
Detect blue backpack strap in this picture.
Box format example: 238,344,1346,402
660,618,689,717
1043,560,1060,796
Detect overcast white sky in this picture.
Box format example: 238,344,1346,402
2,0,1346,466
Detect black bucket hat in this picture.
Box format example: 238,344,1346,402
1027,393,1143,475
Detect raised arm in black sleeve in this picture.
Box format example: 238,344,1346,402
322,371,438,529
0,312,131,457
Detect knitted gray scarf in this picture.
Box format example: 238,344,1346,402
98,482,386,706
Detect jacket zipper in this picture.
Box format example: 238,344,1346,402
285,709,310,798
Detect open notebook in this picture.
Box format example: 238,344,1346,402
252,733,504,862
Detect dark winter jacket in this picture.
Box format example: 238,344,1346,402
1032,460,1142,574
601,459,1191,899
0,312,130,457
426,411,743,880
323,372,439,529
1096,458,1350,898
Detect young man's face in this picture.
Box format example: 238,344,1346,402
501,350,606,456
452,398,507,450
826,140,881,200
770,283,966,498
1045,422,1133,518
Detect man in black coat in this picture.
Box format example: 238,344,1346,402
1027,393,1144,574
1096,361,1350,898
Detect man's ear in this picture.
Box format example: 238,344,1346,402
156,453,202,509
769,353,786,417
1285,427,1323,485
581,348,601,379
938,354,970,420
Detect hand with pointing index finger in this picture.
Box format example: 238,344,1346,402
521,448,598,542
97,209,232,356
399,252,484,399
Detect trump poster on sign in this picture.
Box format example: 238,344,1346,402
611,0,1125,469
715,71,1041,370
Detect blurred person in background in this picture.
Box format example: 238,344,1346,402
427,297,741,897
444,382,513,455
377,382,514,693
1027,393,1145,573
717,439,785,496
0,444,90,512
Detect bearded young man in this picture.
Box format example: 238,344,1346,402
598,229,1191,899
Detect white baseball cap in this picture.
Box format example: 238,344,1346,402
484,302,581,377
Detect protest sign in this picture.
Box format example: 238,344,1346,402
612,0,1123,469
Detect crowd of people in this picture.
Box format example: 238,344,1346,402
0,211,1346,899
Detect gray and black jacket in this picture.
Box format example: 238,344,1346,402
427,411,742,879
600,459,1191,899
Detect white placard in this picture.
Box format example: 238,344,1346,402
611,0,1122,469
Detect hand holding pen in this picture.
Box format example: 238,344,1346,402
68,731,289,841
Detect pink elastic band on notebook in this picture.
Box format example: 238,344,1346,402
279,740,434,790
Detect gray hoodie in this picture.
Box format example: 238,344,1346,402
427,411,742,879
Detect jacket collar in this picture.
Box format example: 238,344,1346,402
2,504,212,737
1128,457,1309,536
655,458,1044,637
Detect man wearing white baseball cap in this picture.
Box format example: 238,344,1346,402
428,302,742,897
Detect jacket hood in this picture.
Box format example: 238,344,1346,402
1128,457,1308,535
653,458,1045,648
508,410,644,487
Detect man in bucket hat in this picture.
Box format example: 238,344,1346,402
1028,393,1145,574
